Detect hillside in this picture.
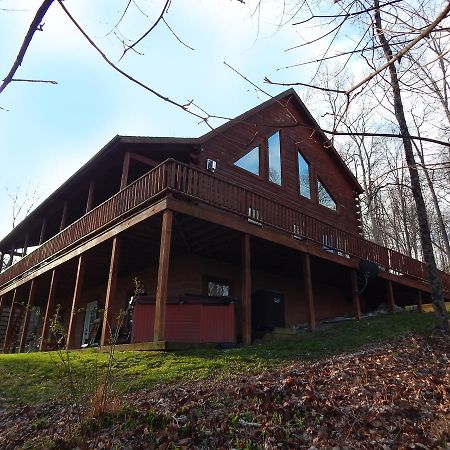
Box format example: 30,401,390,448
0,313,449,449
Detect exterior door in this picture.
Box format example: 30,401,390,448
82,301,98,346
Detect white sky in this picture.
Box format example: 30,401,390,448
0,0,333,239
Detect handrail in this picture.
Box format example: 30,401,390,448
0,159,171,287
0,158,449,292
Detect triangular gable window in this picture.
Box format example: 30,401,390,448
234,146,260,176
318,178,336,210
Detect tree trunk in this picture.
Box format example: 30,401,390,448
374,0,449,332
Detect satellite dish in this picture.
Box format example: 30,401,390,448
357,260,381,294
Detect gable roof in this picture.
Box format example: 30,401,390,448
199,89,363,194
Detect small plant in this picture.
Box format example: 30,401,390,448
132,277,146,297
272,411,283,425
31,417,47,430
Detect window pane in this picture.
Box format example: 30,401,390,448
268,132,282,185
208,281,230,297
318,179,336,210
298,152,311,198
234,147,259,175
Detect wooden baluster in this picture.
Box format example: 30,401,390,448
154,210,173,342
40,270,58,352
66,255,86,349
19,280,37,353
241,234,252,345
101,237,121,347
302,253,316,331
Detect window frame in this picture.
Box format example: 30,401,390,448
267,131,282,186
297,149,312,200
203,276,233,298
317,177,337,211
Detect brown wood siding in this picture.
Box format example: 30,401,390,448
199,100,360,234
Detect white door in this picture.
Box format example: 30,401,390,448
82,301,98,346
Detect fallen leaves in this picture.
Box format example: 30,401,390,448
0,333,449,449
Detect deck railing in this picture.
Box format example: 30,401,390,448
1,158,449,292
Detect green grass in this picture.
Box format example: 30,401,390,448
0,311,435,406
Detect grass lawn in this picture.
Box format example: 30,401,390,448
0,311,435,406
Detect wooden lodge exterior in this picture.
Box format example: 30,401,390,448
0,89,449,352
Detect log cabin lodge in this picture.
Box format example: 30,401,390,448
0,89,449,352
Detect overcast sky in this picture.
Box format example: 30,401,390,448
0,0,324,240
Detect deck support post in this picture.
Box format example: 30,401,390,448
0,252,4,271
302,253,316,331
154,210,173,342
101,237,121,347
40,270,58,351
39,219,47,245
241,233,252,345
67,255,86,349
120,152,131,190
387,280,395,314
416,290,423,312
0,296,4,348
350,269,361,321
60,201,68,231
19,280,37,353
3,289,18,352
86,180,95,213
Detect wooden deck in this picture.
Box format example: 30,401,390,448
0,158,449,293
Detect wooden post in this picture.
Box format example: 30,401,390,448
86,180,95,213
387,280,395,314
23,233,29,257
416,290,423,312
19,280,37,353
60,201,68,231
101,238,121,347
302,253,316,331
66,255,86,349
0,296,4,320
154,210,173,342
3,289,18,352
120,152,131,190
39,219,47,245
39,270,58,351
350,269,361,321
8,246,14,267
241,233,252,345
0,252,4,271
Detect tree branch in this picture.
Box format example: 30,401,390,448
0,0,55,96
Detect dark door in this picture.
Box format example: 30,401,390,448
252,290,285,332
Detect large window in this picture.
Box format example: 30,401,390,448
318,178,336,210
234,146,260,176
298,152,311,199
268,132,282,185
